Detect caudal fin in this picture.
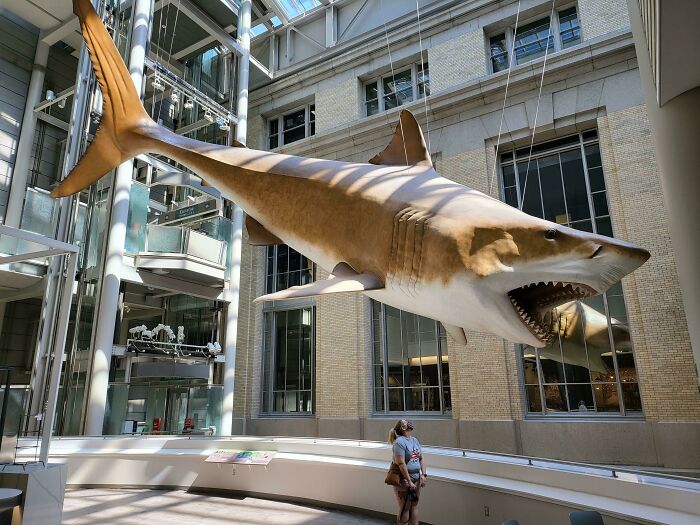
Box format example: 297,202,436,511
51,0,156,198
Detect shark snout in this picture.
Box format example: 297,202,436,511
586,234,650,291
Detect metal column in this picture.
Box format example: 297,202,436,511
83,0,153,435
40,251,78,463
5,40,50,228
221,0,251,437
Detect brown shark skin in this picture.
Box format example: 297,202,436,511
55,0,650,347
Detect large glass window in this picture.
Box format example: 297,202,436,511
489,6,582,73
500,131,641,416
261,245,315,415
267,104,315,149
364,62,430,117
371,302,451,414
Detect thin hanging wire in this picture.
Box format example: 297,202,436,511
157,0,182,124
488,0,522,198
379,0,409,166
150,0,173,120
415,0,431,154
518,0,557,211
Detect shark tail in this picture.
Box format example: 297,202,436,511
51,0,160,198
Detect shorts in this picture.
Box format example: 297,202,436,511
393,474,422,499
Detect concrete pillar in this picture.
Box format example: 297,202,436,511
84,0,153,435
5,40,50,228
626,1,700,386
221,0,251,437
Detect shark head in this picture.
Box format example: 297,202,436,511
437,193,650,347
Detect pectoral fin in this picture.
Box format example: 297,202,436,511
442,323,467,345
254,262,383,302
246,216,283,246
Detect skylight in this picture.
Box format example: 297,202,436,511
278,0,321,19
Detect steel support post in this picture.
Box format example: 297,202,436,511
40,251,78,463
221,0,251,437
5,40,50,228
84,0,153,435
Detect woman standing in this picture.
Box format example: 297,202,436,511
389,419,427,525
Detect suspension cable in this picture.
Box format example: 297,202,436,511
518,0,557,211
379,0,409,166
157,0,182,124
415,0,431,154
488,0,522,198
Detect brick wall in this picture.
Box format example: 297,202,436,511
315,76,360,133
598,106,700,421
428,28,486,93
579,0,630,41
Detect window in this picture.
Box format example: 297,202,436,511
268,104,315,149
489,6,582,73
500,131,641,416
364,62,430,117
261,245,315,414
372,302,451,414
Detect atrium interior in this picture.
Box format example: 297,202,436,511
0,0,698,523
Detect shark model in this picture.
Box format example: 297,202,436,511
53,0,650,348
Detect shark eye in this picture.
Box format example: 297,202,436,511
544,229,557,240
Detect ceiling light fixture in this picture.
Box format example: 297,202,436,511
152,76,165,91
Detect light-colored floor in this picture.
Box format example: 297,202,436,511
62,488,391,525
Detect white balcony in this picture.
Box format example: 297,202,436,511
134,224,227,287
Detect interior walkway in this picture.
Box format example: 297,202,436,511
62,488,391,524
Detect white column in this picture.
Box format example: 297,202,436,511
5,40,50,228
84,0,153,435
626,0,700,386
40,251,78,463
221,0,251,437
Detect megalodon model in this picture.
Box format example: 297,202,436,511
54,0,650,348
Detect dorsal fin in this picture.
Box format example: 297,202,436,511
368,110,432,167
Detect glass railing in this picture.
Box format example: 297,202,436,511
143,224,227,267
0,187,86,267
196,216,235,278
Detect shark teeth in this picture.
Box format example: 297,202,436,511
508,281,597,345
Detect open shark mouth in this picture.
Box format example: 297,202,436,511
508,282,597,344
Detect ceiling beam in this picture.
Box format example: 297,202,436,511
42,17,80,45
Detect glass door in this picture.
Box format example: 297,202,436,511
165,387,188,434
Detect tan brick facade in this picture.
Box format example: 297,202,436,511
598,106,700,421
235,0,700,465
315,77,360,133
579,0,630,41
428,28,486,93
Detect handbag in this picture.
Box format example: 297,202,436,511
384,461,404,487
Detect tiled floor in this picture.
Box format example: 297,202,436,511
62,488,391,524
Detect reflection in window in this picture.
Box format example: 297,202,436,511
371,302,450,414
261,245,315,415
500,131,642,415
364,62,430,117
487,6,582,73
265,245,313,294
514,17,554,64
262,308,314,414
267,103,315,149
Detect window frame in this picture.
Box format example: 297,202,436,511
487,4,581,74
260,245,316,417
363,62,430,117
498,131,643,418
371,301,451,416
267,103,316,150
